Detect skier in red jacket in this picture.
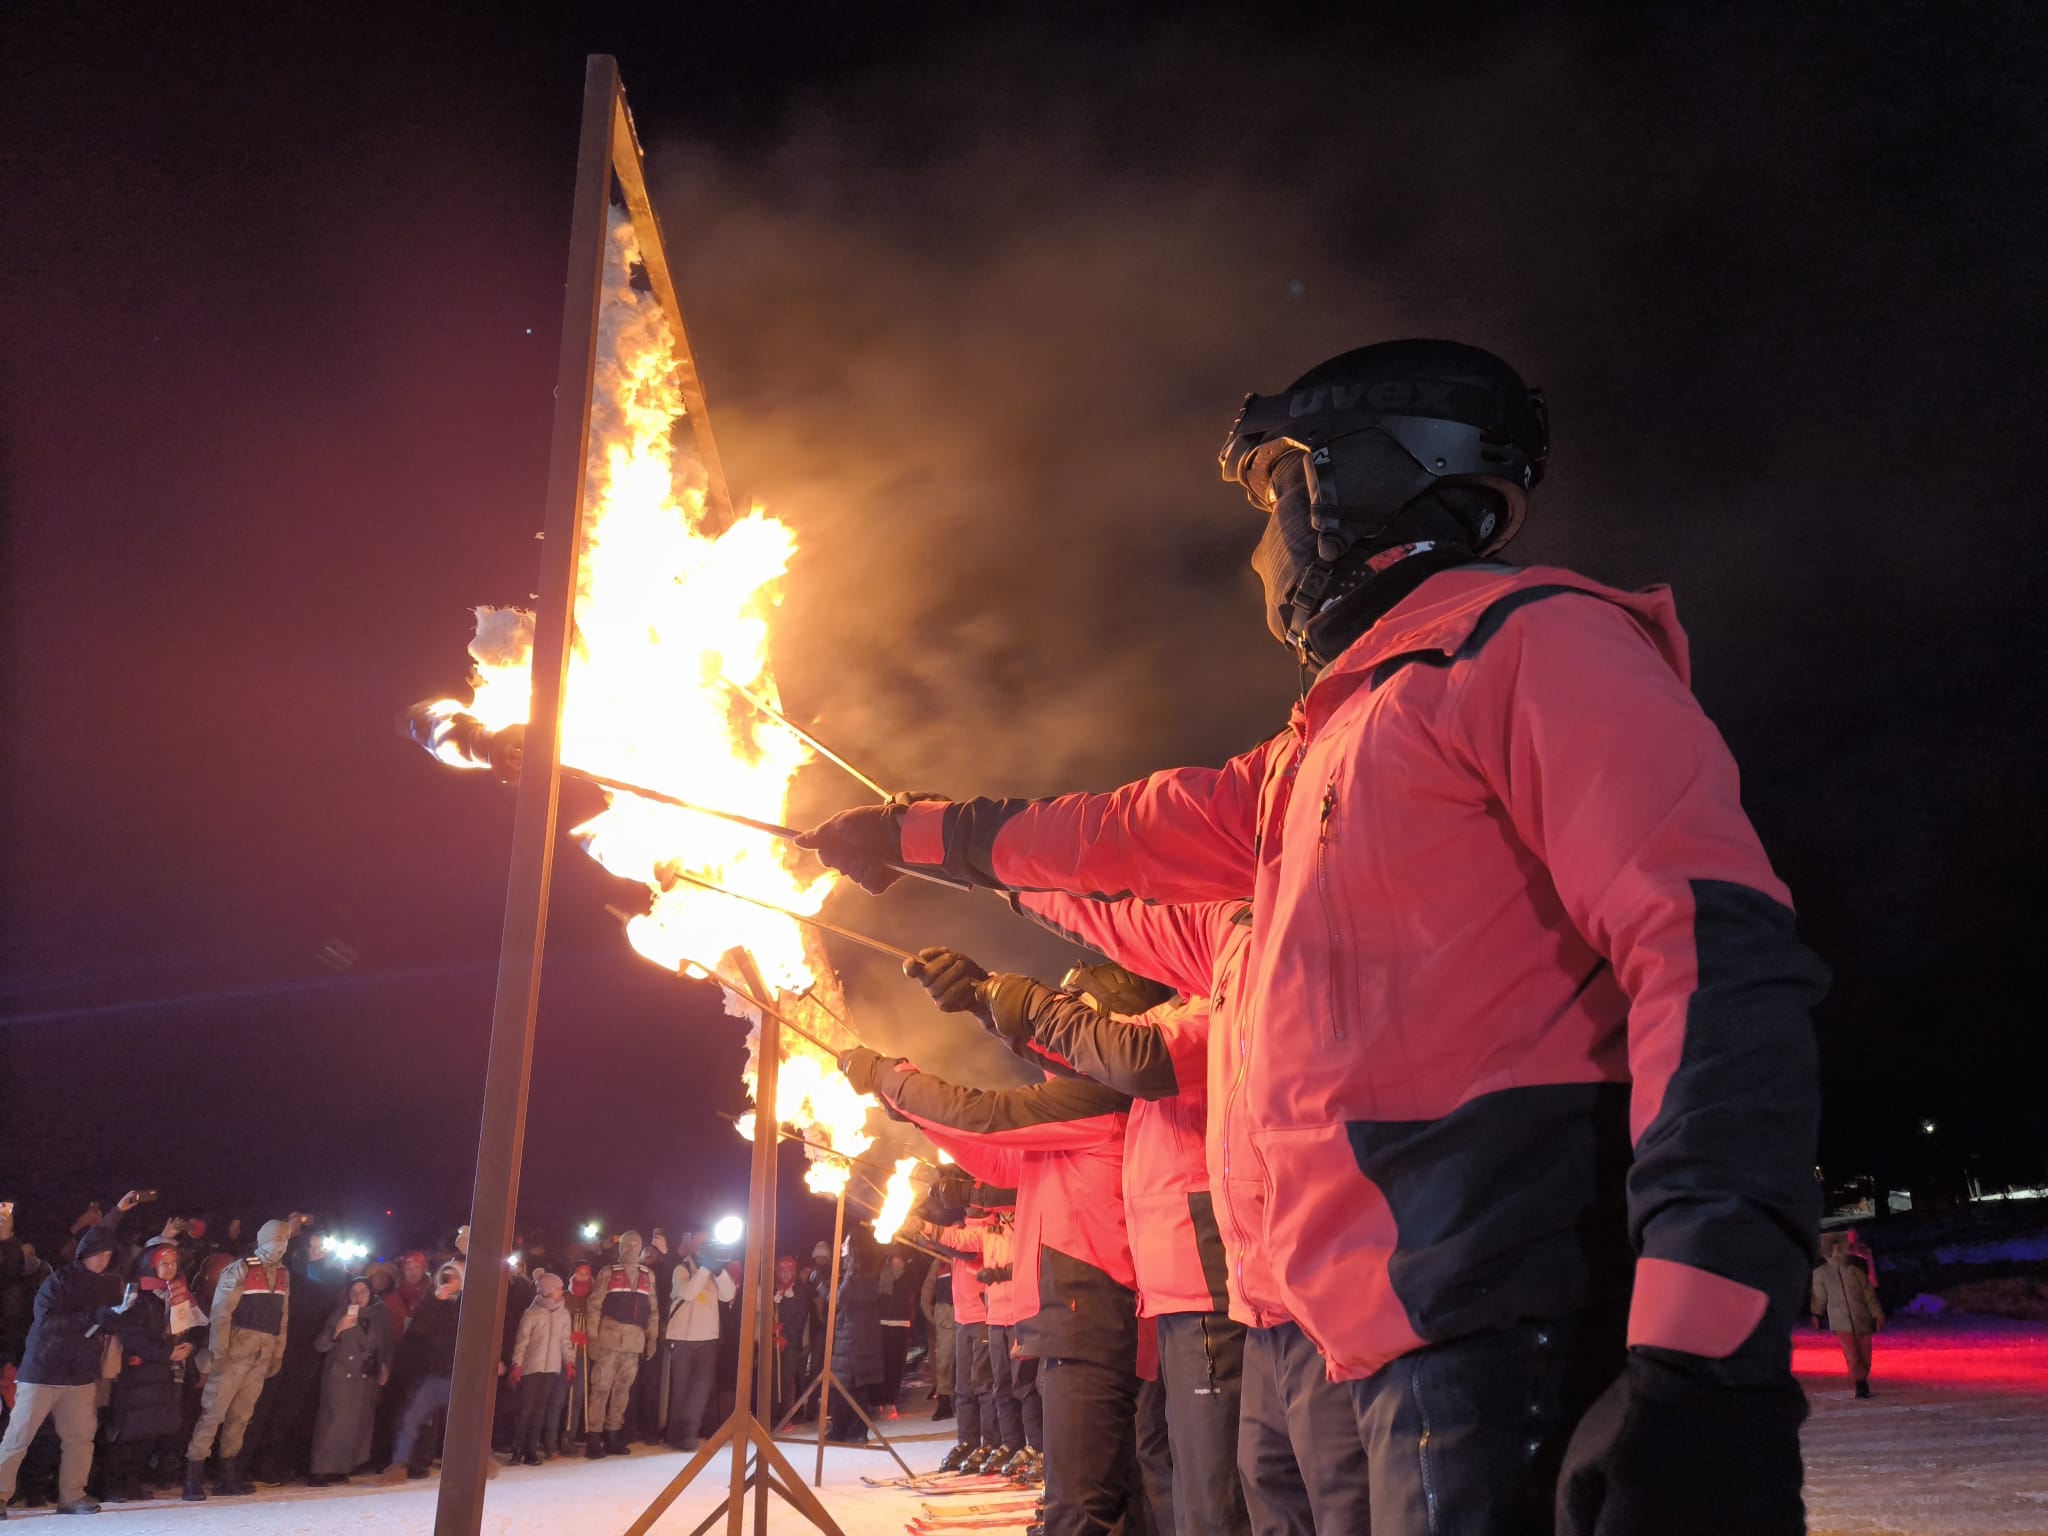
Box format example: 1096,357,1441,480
802,339,1826,1536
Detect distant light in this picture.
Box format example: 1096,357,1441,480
524,327,532,335
1921,1120,1937,1135
385,1209,393,1217
582,1221,601,1241
712,1215,744,1246
506,1253,521,1269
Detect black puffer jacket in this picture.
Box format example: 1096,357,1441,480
107,1276,203,1442
830,1244,885,1389
19,1224,123,1386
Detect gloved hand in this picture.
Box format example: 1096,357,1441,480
794,805,908,895
1557,1352,1806,1536
904,948,990,1014
980,973,1052,1047
837,1046,907,1097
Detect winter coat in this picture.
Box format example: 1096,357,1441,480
311,1298,392,1474
18,1226,123,1386
208,1254,292,1376
929,1217,989,1326
894,563,1827,1383
830,1262,885,1389
589,1261,660,1357
666,1260,736,1343
398,1292,461,1378
1006,889,1239,1320
511,1296,575,1375
1811,1256,1884,1335
106,1286,203,1441
873,1064,1137,1371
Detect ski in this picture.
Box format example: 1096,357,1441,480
862,1471,1023,1491
920,1498,1043,1518
909,1517,1038,1533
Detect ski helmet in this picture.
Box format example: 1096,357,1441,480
1221,341,1547,660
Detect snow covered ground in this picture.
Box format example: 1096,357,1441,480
5,1322,2043,1533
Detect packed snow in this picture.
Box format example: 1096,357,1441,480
4,1323,2042,1533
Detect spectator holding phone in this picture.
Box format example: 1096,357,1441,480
309,1276,392,1485
0,1188,143,1515
102,1236,209,1501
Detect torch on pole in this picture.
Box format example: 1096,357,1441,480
721,676,895,801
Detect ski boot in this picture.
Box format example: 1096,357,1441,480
936,1441,978,1473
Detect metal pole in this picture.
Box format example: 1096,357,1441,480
726,951,779,1536
814,1190,846,1485
432,54,616,1536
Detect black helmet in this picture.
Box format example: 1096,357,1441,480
1219,339,1548,554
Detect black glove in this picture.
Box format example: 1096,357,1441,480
794,805,906,894
837,1047,906,1098
1557,1353,1806,1536
980,973,1052,1048
904,947,990,1014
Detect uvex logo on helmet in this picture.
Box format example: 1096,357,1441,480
1289,377,1498,423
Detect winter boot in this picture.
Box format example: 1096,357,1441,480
181,1460,208,1502
215,1455,255,1496
932,1394,954,1420
585,1435,608,1460
607,1429,632,1456
1855,1379,1872,1399
937,1442,977,1473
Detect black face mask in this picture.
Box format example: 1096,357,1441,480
1249,447,1499,665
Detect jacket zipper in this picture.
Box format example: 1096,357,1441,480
1317,779,1347,1043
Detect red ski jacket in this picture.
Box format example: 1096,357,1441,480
872,1064,1138,1370
1010,891,1238,1323
895,565,1826,1383
928,1215,991,1326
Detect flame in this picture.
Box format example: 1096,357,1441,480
428,207,877,1180
871,1158,923,1244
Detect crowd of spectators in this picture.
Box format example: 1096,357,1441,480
0,1190,951,1515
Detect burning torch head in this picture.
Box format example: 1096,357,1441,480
400,700,526,782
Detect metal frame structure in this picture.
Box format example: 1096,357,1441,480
432,55,849,1536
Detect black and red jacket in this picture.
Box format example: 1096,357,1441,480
871,1063,1136,1371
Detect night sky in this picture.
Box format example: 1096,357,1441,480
4,3,2044,1256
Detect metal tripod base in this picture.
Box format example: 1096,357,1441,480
625,1407,846,1536
771,1365,916,1484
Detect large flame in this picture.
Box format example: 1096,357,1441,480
870,1158,923,1244
428,208,874,1181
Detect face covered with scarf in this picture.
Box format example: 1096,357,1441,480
1249,442,1501,667
254,1218,292,1266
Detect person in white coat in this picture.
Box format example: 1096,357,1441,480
663,1236,736,1450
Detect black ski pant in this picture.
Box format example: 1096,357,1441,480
665,1339,719,1448
1040,1356,1140,1536
1134,1372,1176,1536
1349,1310,1624,1536
987,1323,1043,1450
954,1320,994,1448
1238,1320,1370,1536
1157,1310,1251,1536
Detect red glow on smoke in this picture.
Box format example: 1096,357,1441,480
1793,1323,2048,1393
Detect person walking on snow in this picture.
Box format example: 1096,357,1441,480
802,339,1827,1536
1811,1233,1883,1399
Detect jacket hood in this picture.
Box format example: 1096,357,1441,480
74,1227,121,1264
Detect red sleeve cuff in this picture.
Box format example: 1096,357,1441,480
900,801,950,866
1627,1256,1768,1358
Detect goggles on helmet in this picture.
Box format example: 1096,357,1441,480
1218,376,1548,554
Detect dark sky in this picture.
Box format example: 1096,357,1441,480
3,2,2044,1253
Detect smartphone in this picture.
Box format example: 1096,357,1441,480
346,1303,361,1320
135,1189,160,1203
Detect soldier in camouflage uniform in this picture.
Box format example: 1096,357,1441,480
184,1215,303,1501
584,1230,660,1457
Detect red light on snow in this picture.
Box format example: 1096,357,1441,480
1794,1323,2048,1393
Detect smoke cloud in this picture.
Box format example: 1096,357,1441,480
640,9,2047,1147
